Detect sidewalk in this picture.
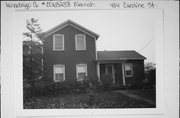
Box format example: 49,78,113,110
114,89,156,106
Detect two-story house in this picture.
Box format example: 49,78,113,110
42,20,146,87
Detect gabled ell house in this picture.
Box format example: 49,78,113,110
42,20,146,86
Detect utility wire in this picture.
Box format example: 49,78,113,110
139,35,155,52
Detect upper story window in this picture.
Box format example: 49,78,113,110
76,64,87,81
53,34,64,51
75,34,86,50
124,63,133,77
53,64,65,82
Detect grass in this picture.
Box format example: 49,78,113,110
24,90,155,109
123,88,156,103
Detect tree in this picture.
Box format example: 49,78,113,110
23,18,43,41
23,18,43,91
145,62,155,71
144,62,156,88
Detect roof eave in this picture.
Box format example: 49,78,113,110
95,58,146,62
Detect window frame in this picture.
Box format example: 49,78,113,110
53,64,65,82
124,63,133,77
75,34,86,50
76,64,87,81
53,34,64,51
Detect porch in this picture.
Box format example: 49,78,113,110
96,62,127,86
96,51,146,88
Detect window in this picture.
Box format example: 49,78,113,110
53,65,65,82
76,64,87,81
53,34,64,51
75,34,86,50
124,63,133,77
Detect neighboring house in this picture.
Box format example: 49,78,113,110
42,20,146,87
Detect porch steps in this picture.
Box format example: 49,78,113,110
107,85,126,90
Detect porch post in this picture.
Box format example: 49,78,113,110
122,63,126,86
97,63,100,82
112,65,115,84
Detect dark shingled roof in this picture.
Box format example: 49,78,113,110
97,50,146,61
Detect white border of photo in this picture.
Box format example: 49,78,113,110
2,1,179,118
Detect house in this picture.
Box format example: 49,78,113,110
42,20,146,87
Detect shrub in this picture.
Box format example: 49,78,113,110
144,68,156,89
23,78,48,101
33,81,54,96
84,77,96,107
87,89,95,107
126,83,143,90
23,82,32,100
46,81,76,95
84,76,103,92
24,76,102,97
101,73,113,89
41,79,90,95
73,79,91,94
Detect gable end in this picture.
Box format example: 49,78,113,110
43,20,99,40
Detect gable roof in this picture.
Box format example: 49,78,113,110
43,19,99,39
96,50,146,61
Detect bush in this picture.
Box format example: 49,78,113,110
144,68,156,89
44,81,75,95
83,77,96,107
24,76,102,97
87,90,95,107
39,79,91,95
23,83,32,101
101,73,113,89
126,83,143,90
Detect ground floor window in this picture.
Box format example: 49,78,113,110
53,64,65,82
76,64,87,81
124,63,133,77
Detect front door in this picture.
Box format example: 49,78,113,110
105,64,115,84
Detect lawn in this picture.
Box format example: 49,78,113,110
123,89,156,103
24,90,155,109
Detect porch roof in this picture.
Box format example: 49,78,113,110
96,50,146,61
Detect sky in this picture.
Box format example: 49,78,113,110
14,9,158,63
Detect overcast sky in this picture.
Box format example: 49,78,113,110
14,10,159,63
